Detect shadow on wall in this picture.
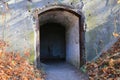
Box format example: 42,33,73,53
86,15,120,61
83,0,120,61
8,0,60,10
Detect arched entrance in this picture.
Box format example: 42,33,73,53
33,4,85,68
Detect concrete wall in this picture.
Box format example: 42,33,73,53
83,0,120,60
0,0,120,63
66,17,80,68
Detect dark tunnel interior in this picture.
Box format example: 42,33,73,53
40,23,66,63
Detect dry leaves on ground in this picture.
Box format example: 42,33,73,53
85,38,120,80
0,39,44,80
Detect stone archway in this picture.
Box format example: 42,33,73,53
33,4,85,68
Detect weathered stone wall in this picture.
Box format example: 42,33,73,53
83,0,120,60
0,0,120,62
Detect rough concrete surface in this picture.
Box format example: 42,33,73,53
42,62,89,80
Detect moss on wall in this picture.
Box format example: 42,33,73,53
28,48,35,64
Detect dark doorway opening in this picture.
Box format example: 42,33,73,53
40,23,66,63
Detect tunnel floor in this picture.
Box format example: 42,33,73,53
40,23,66,63
42,62,89,80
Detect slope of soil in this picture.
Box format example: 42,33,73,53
0,40,44,80
85,38,120,80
